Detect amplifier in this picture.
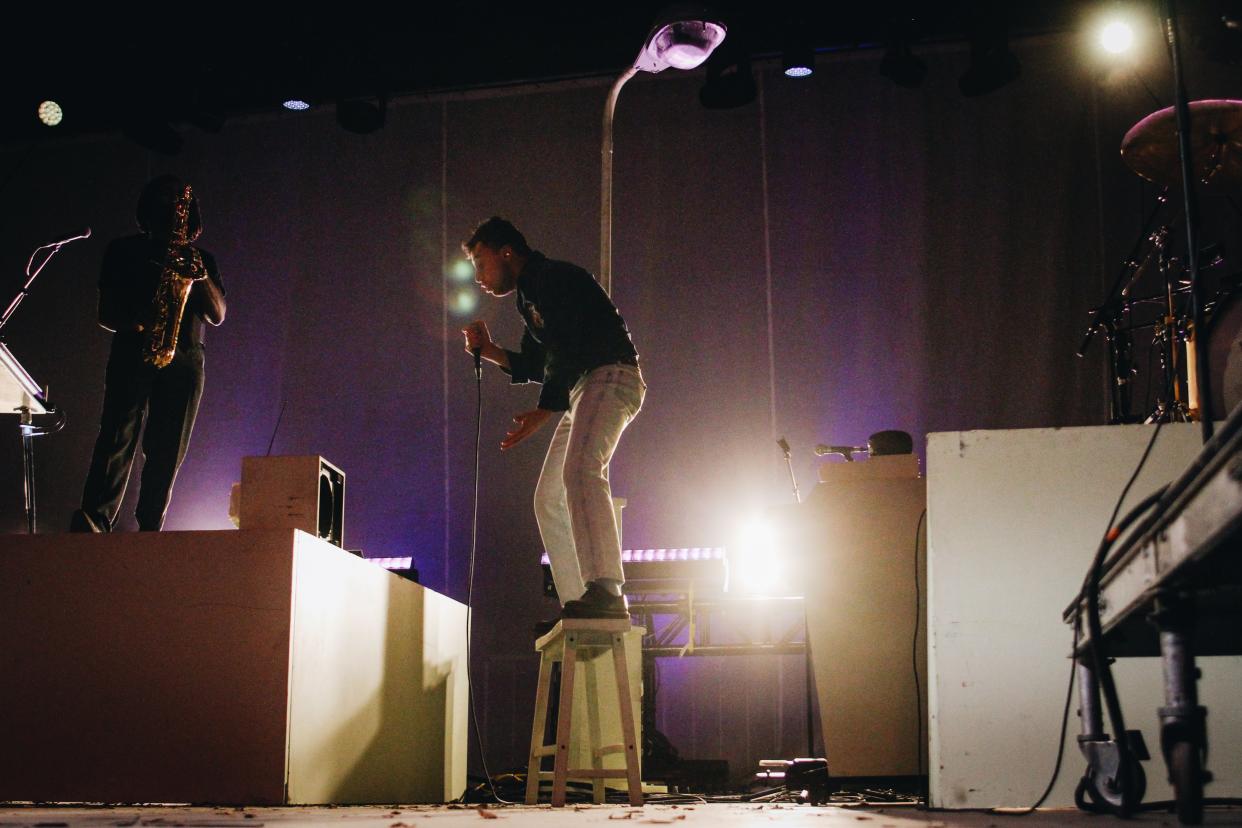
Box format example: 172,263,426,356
239,456,345,547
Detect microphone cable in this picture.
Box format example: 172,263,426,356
462,352,513,805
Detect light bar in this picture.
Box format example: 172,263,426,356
540,547,726,565
369,556,413,570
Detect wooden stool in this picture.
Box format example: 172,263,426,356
525,617,642,807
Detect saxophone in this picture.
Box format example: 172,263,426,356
143,185,207,368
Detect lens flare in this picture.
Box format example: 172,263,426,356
451,287,479,315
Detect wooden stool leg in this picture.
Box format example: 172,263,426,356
525,651,555,805
611,634,643,806
551,637,578,807
584,657,605,804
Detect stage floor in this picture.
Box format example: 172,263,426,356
2,804,1240,827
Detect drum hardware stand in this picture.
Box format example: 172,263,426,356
1079,192,1169,425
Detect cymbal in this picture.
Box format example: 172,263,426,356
1121,99,1242,193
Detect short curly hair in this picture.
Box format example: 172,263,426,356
463,216,531,256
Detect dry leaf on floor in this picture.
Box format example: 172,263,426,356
474,809,499,820
607,814,634,821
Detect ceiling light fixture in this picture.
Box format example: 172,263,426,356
336,96,386,134
37,100,63,126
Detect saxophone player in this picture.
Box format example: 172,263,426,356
69,175,226,533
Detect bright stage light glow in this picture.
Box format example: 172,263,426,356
451,287,478,315
37,100,63,126
1099,20,1135,54
449,259,474,282
727,516,785,595
282,98,311,111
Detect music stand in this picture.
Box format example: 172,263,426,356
1,343,53,533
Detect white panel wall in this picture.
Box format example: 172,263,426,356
927,424,1242,808
286,533,469,804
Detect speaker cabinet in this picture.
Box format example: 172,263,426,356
240,456,345,547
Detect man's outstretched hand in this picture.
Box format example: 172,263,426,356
501,408,553,450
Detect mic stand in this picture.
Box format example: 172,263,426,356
1164,0,1212,441
0,237,84,334
776,437,815,756
19,406,38,533
0,236,80,533
776,437,800,504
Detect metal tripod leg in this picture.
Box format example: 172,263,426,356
19,406,37,534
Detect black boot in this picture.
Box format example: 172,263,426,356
562,581,629,620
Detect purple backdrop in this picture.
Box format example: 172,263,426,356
2,33,1239,779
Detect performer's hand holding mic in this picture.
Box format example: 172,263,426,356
462,320,492,379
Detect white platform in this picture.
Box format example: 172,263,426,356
926,424,1242,809
0,529,468,805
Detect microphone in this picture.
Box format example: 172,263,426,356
472,346,482,379
40,227,92,249
814,443,868,459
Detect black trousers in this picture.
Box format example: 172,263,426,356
75,337,205,531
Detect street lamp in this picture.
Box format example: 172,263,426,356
600,6,726,295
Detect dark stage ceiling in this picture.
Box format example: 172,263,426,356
0,2,1237,150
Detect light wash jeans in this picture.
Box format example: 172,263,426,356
534,362,646,604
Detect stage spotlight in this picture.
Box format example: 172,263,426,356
37,100,63,126
699,33,757,109
449,259,474,282
282,98,311,111
451,287,478,315
123,116,183,156
958,7,1021,96
727,516,785,595
337,97,386,134
783,48,814,78
880,43,927,87
782,24,815,78
1099,20,1136,54
880,18,927,88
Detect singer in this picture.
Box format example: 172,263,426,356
70,175,226,533
462,217,644,625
